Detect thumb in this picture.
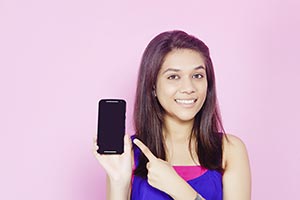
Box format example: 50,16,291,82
133,139,157,162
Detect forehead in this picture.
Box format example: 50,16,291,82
160,49,205,71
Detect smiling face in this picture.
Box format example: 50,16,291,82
155,48,208,124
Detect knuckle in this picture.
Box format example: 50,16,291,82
147,176,153,185
146,162,151,170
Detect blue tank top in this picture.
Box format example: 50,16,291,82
131,142,223,200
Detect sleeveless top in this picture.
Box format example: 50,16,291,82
131,142,223,200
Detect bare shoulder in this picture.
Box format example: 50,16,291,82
222,134,252,199
222,134,249,168
223,134,247,148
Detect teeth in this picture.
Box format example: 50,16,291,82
175,99,196,104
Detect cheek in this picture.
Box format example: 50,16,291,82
197,84,208,103
199,93,207,107
156,89,173,105
156,82,177,98
156,86,177,110
200,86,207,97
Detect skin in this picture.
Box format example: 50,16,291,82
94,49,251,200
155,49,207,167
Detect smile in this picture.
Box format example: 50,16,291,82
175,99,197,105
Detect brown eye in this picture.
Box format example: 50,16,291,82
167,75,180,80
192,74,203,79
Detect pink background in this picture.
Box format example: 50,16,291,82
1,0,299,199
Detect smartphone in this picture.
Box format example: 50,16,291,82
97,99,126,154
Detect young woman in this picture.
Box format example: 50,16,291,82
94,30,251,200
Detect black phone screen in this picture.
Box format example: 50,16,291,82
97,99,126,154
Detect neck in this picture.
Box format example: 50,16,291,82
163,116,194,142
162,116,199,165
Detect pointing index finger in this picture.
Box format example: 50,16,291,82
133,139,157,162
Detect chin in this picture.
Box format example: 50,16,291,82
174,114,197,123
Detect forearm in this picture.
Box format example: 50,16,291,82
168,178,205,200
106,175,131,200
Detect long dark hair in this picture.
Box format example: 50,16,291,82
133,30,225,178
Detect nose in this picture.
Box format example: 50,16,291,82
179,77,196,94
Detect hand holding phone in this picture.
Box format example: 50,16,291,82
97,99,126,154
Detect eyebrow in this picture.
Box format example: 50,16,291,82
162,65,205,74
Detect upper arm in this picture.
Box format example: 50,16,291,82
222,134,251,200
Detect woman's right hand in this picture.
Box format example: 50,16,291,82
93,134,133,187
